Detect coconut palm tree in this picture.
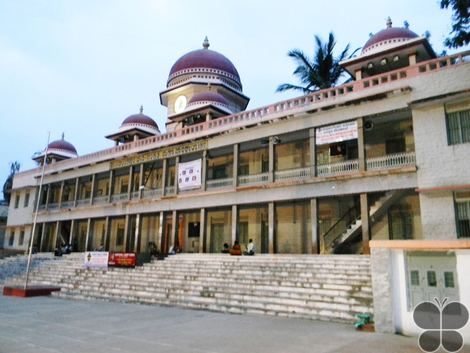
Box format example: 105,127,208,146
277,32,357,94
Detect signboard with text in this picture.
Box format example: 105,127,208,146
178,159,202,190
84,252,109,269
316,121,358,145
108,253,136,268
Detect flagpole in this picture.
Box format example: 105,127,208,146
24,132,50,290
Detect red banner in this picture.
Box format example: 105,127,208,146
108,253,136,267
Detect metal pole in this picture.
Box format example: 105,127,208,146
24,132,50,290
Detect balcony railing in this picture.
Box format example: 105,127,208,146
143,188,162,199
206,177,233,190
93,196,108,204
61,201,74,209
131,191,140,199
76,198,90,206
164,186,175,195
317,160,359,177
48,203,59,210
238,173,269,186
275,167,312,182
366,151,416,171
111,193,128,202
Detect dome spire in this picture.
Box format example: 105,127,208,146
140,105,143,114
61,132,64,140
202,36,210,49
386,17,392,28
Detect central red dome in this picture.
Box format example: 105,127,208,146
167,38,241,88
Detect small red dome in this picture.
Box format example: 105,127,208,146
188,92,229,106
363,25,419,54
122,113,158,128
48,139,77,154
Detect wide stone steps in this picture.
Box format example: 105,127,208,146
70,270,371,288
56,280,371,310
7,253,373,324
55,288,368,323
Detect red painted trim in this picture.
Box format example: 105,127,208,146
415,184,470,193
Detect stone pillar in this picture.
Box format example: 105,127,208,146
268,202,274,254
108,170,114,203
231,205,237,244
199,208,205,253
127,166,133,200
233,144,239,188
69,219,75,245
161,159,167,196
58,181,64,209
170,210,177,249
44,184,51,210
309,128,316,177
39,223,46,252
310,198,319,254
53,221,60,249
103,217,109,250
123,214,129,252
360,193,370,254
268,137,274,182
370,248,395,333
157,212,164,253
134,214,141,252
174,156,179,195
84,218,91,251
138,163,144,199
90,174,96,205
357,117,366,172
73,177,79,207
355,69,362,80
201,151,207,191
409,53,417,66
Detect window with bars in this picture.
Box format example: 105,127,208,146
447,109,470,145
455,191,470,238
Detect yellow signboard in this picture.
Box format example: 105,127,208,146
110,139,208,169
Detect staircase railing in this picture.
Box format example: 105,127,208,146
322,205,360,252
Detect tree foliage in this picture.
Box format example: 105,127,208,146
440,0,470,48
2,161,20,204
277,32,357,94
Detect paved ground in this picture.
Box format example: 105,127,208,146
0,295,468,353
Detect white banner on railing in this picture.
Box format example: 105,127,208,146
178,159,202,190
84,251,109,269
316,121,358,145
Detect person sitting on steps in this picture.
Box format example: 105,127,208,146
244,239,256,256
221,243,230,253
229,240,242,256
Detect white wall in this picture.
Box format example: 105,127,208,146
392,249,470,344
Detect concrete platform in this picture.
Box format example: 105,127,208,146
2,294,468,353
3,285,61,297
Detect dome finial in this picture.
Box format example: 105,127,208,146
386,17,392,28
140,105,143,114
61,132,65,140
203,36,210,49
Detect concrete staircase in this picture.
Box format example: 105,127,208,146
3,253,84,287
7,253,372,324
329,190,407,253
0,253,72,285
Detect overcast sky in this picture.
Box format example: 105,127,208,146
0,0,466,189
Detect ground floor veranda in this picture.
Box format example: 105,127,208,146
32,189,422,255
